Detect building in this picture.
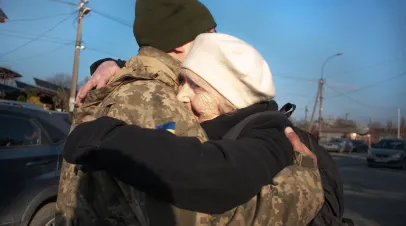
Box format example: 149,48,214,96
0,67,71,111
0,8,7,23
368,128,406,144
0,68,23,100
319,126,370,144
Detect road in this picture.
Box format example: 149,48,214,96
331,152,406,226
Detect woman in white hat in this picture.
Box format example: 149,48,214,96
64,33,323,225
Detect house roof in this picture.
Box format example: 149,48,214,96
33,77,69,92
0,67,23,79
0,8,8,23
15,80,37,89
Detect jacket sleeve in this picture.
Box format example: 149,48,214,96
63,116,293,214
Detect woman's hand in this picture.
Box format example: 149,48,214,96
284,127,318,165
63,116,126,165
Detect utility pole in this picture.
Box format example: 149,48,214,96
304,105,308,129
398,108,401,139
69,0,91,112
318,79,324,135
307,86,320,132
345,112,349,120
308,52,343,135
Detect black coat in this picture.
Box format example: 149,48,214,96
63,102,295,213
88,58,345,224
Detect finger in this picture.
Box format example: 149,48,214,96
78,79,97,100
75,87,84,104
285,127,318,165
96,77,109,89
284,127,303,151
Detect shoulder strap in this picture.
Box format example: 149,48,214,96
223,111,286,140
279,102,296,118
137,55,177,79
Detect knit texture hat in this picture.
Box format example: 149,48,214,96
182,33,276,109
133,0,216,53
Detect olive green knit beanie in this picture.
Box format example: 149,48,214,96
133,0,216,52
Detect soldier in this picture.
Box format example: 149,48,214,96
57,0,324,226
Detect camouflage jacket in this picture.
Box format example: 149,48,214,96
56,46,324,226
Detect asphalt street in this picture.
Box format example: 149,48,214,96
331,152,406,226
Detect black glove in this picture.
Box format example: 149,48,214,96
63,116,126,167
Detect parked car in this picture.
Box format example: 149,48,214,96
350,139,369,152
322,137,354,153
367,139,406,169
0,100,70,226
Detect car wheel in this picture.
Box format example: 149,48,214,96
401,160,406,170
29,203,56,226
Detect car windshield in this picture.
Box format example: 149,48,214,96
330,138,343,143
351,140,364,144
374,140,404,150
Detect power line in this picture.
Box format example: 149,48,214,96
0,12,76,59
85,46,123,59
7,12,76,22
324,83,395,110
329,57,404,79
0,32,73,44
0,43,73,62
0,28,74,42
91,9,132,28
326,71,406,99
50,0,78,6
273,74,318,82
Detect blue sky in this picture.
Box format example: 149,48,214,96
1,0,405,124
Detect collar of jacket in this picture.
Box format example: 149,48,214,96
82,47,181,106
138,46,181,77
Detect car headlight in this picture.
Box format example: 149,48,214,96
392,153,402,159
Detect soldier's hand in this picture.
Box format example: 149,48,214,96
76,60,120,104
285,127,318,165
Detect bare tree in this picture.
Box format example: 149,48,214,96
334,117,356,128
369,121,382,129
45,73,71,111
46,73,71,89
44,73,91,111
386,120,393,130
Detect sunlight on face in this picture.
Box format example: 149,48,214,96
176,71,221,123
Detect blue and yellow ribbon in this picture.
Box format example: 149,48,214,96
156,121,176,134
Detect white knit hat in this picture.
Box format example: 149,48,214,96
182,33,276,109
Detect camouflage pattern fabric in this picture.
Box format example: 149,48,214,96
194,153,324,226
55,46,324,226
56,46,207,226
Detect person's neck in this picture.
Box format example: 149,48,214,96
167,52,184,62
138,46,182,76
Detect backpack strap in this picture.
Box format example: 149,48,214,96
223,111,287,140
279,102,296,118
